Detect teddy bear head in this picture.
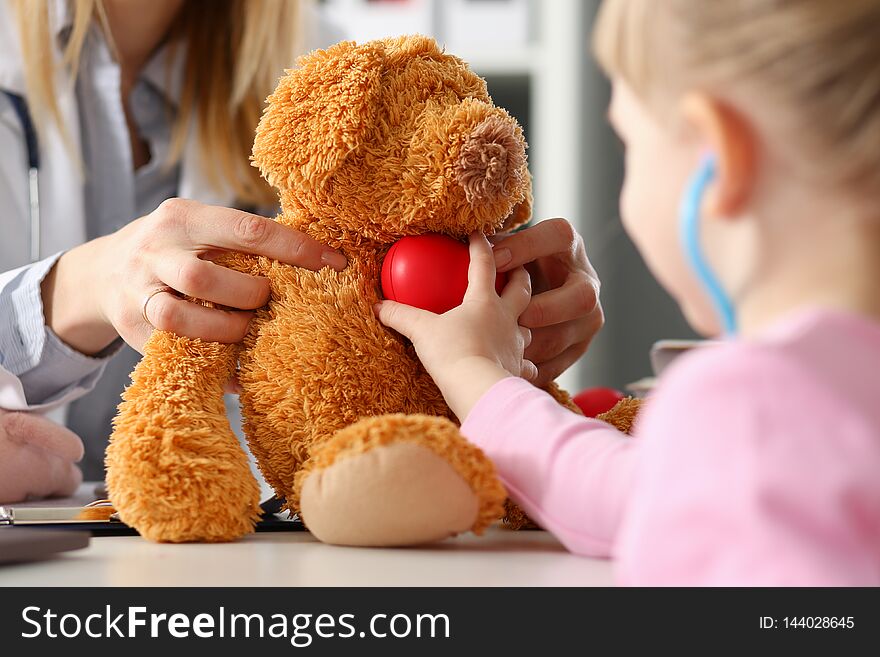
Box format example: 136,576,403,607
252,35,532,246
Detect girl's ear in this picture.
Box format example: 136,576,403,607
252,40,387,191
680,93,757,220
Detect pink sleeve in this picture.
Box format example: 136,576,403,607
615,346,880,586
460,377,637,557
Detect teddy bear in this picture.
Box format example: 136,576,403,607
105,34,639,545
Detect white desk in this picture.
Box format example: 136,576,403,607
0,485,614,587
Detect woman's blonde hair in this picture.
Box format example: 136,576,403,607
12,0,306,206
593,0,880,192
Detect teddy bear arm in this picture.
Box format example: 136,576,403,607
105,330,261,542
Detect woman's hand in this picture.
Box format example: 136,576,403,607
490,218,603,386
376,232,534,421
0,409,83,504
42,199,348,354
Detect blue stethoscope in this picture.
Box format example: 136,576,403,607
3,91,41,263
679,155,738,336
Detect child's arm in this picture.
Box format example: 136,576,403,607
376,232,636,556
461,376,636,556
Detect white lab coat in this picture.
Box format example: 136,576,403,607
0,1,341,412
0,2,237,412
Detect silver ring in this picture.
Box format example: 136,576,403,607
141,285,174,327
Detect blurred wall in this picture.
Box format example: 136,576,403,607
573,2,696,390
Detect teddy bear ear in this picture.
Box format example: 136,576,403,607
252,40,386,190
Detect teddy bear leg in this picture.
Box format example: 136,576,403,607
293,414,506,547
105,331,261,542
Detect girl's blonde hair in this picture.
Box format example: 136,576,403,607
12,0,306,206
593,0,880,192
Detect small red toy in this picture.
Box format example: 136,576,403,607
572,387,625,418
381,234,507,314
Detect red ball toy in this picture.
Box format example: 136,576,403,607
572,387,625,418
381,234,508,314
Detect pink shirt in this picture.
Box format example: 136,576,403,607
460,309,880,585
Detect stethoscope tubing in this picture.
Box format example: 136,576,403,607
679,155,738,336
3,91,40,264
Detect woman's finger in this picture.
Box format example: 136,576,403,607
374,300,434,341
42,459,83,498
520,326,533,349
154,199,347,271
144,291,254,343
531,342,590,388
0,445,83,503
501,266,532,315
524,318,598,365
156,256,271,310
520,273,601,329
0,412,84,462
491,218,576,271
464,232,499,300
492,218,592,274
521,359,539,382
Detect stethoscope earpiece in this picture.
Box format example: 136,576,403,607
679,155,738,336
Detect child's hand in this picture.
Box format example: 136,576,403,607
375,232,536,421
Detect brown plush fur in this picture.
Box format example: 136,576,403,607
106,36,589,545
106,333,261,542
